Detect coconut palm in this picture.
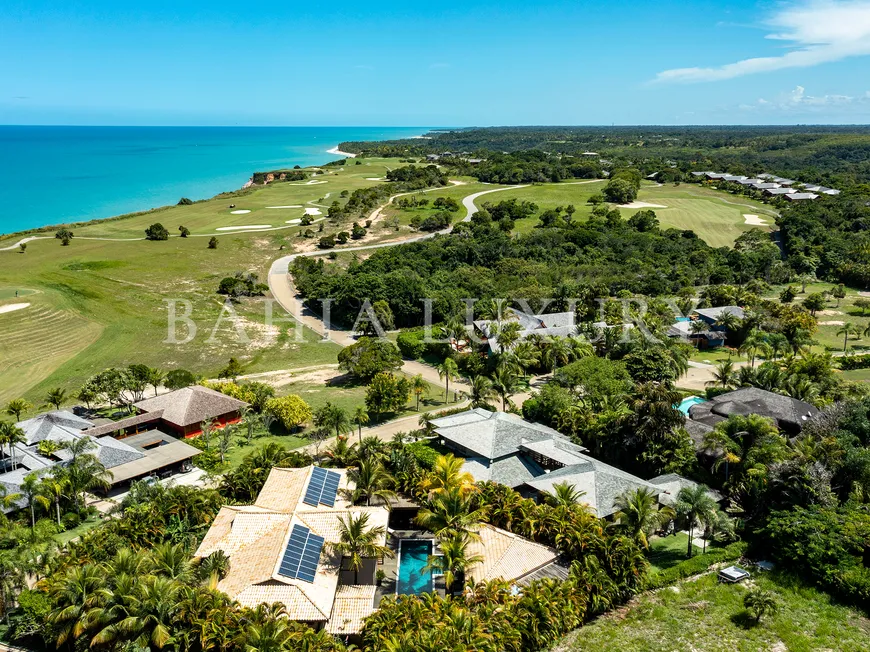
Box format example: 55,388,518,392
419,454,475,496
837,322,859,351
416,488,487,539
542,336,573,374
675,484,718,558
62,438,111,509
44,387,67,410
323,435,358,468
493,321,523,352
328,512,393,585
436,358,459,401
40,473,68,525
48,564,107,647
490,366,525,411
4,398,31,422
504,341,540,375
0,422,26,471
352,406,369,443
410,375,427,411
425,533,483,595
706,358,737,389
20,472,50,529
612,487,672,548
546,481,585,507
314,402,350,438
347,458,396,507
463,375,497,409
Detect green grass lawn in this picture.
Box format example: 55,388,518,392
556,571,870,652
55,514,104,545
647,534,703,573
0,162,433,405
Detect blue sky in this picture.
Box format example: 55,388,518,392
3,0,870,126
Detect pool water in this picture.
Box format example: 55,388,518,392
678,396,706,415
396,539,435,595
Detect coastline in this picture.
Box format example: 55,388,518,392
0,143,360,242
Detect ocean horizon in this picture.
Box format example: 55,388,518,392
0,125,428,236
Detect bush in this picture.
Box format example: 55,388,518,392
840,354,870,370
208,236,218,249
406,441,442,469
145,223,169,241
644,541,748,589
318,234,335,249
418,211,452,232
177,197,194,205
178,225,190,237
338,337,403,381
264,395,312,431
397,329,427,359
61,512,82,531
165,368,197,390
55,228,74,245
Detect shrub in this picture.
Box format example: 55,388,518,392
165,368,198,390
178,225,190,237
406,441,441,469
55,228,74,245
61,512,81,531
318,234,335,249
839,354,870,370
177,197,194,205
418,211,452,232
144,223,169,241
264,395,312,430
397,330,427,359
336,230,350,245
338,337,403,381
208,236,218,249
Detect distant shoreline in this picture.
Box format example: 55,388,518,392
0,142,366,242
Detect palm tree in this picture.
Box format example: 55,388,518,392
0,422,26,471
612,487,671,548
48,563,107,647
491,366,524,411
20,472,50,528
493,320,523,352
744,587,778,624
315,402,350,438
463,375,497,409
352,406,369,443
419,454,475,496
416,488,487,539
63,438,111,509
425,533,482,595
40,473,68,525
328,512,393,584
504,341,540,375
199,418,216,451
546,481,585,507
437,358,459,401
145,367,165,396
4,398,32,422
706,358,737,389
347,459,396,507
543,336,573,374
411,375,427,411
837,322,858,351
44,387,67,410
675,484,718,558
324,435,358,468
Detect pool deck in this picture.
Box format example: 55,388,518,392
375,530,445,605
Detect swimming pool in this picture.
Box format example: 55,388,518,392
396,539,435,596
678,396,706,415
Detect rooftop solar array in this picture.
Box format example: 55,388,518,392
302,466,341,507
277,524,324,582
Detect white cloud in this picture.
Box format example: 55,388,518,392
739,85,866,111
654,1,870,83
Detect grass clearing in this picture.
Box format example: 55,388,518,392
556,571,870,651
647,534,703,573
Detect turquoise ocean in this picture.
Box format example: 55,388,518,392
0,126,427,236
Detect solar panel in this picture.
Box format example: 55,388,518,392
302,467,327,506
277,524,325,582
302,467,341,507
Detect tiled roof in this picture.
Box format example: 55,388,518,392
16,411,93,445
692,306,745,322
326,585,377,634
460,455,544,488
82,410,164,437
467,524,559,583
688,387,817,431
133,386,247,427
474,308,577,352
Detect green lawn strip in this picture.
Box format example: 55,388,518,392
54,514,104,546
558,571,870,651
646,534,704,573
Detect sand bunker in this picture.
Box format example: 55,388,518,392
621,201,667,209
230,209,251,214
0,302,31,314
215,225,271,231
285,218,302,224
820,320,845,326
266,205,303,209
366,177,386,181
743,214,769,226
304,208,322,216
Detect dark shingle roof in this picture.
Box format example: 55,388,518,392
689,388,817,432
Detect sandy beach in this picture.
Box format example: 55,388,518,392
326,146,357,158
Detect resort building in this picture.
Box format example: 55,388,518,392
785,192,819,201
473,307,576,354
667,306,744,349
127,385,247,437
195,463,563,638
431,409,663,517
0,409,200,509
